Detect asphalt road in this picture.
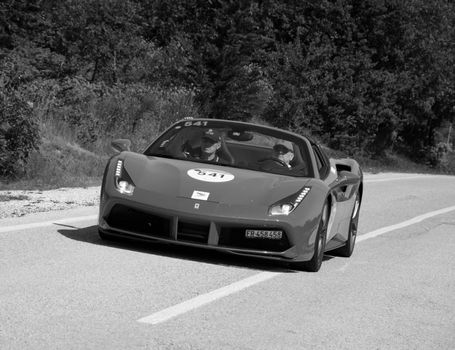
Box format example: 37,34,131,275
1,173,455,350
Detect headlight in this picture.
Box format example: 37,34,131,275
269,203,294,216
269,187,311,216
116,179,135,195
114,159,135,195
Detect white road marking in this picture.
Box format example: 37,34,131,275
137,204,455,325
364,175,452,183
356,205,455,242
137,272,280,325
0,215,98,234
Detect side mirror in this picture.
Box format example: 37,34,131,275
111,139,131,153
337,170,360,186
333,171,360,202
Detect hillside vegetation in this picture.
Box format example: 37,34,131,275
1,0,455,187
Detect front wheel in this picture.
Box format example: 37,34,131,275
332,191,361,257
294,201,329,272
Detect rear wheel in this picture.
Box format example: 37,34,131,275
332,191,361,257
294,201,329,272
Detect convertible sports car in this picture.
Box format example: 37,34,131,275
99,118,362,272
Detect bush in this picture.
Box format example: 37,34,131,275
0,93,40,178
36,77,200,152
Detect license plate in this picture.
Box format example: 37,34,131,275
245,229,282,240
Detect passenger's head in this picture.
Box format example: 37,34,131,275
273,143,294,166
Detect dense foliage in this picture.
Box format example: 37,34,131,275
0,92,39,177
1,0,454,178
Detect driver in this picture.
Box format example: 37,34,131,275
272,143,294,168
183,129,224,163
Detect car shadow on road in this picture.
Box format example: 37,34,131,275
58,224,335,273
59,224,333,273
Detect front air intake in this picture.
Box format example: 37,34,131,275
106,204,171,237
177,220,210,243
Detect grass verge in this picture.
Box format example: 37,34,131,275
0,138,107,190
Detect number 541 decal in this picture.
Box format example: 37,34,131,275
187,168,235,183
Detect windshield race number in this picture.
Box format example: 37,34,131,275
187,168,235,183
174,120,209,130
183,121,208,127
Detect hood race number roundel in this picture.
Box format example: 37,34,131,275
187,168,235,183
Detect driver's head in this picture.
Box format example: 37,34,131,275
201,129,221,155
273,143,294,166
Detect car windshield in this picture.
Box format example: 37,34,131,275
144,120,314,178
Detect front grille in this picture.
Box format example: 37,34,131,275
177,220,210,243
106,204,171,237
219,227,290,252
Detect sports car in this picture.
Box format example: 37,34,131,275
98,118,362,272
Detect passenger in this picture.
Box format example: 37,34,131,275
272,143,295,168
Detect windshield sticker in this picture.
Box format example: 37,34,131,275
183,121,208,127
191,190,210,201
187,168,235,183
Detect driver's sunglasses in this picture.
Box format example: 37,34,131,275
202,137,217,145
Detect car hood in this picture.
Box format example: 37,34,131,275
123,153,311,206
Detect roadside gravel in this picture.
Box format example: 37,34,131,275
0,186,100,219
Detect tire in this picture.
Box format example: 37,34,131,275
294,201,329,272
332,191,361,257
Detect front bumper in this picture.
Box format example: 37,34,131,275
99,189,318,263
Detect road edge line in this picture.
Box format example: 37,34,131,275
0,214,98,233
357,205,455,242
364,175,454,183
